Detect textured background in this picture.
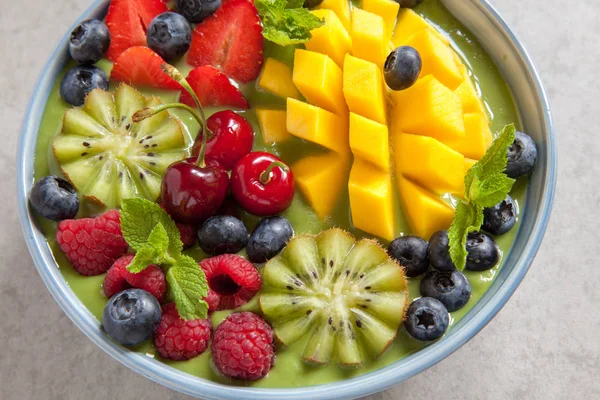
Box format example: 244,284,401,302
1,0,598,399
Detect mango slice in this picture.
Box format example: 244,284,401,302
351,8,387,67
293,49,348,116
258,58,300,99
343,54,387,125
348,159,396,241
256,108,291,144
440,113,492,160
286,98,349,154
397,176,454,240
362,0,400,41
390,75,464,140
393,133,465,194
306,10,352,68
317,0,352,30
292,152,352,219
454,65,489,121
349,113,390,171
464,157,477,174
392,9,449,47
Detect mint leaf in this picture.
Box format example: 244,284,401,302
477,124,517,181
256,0,324,46
167,255,209,320
127,223,172,273
470,172,515,208
128,246,158,273
286,0,305,8
448,202,484,270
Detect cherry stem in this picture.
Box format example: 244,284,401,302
259,161,289,185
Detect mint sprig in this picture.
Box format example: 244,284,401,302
256,0,325,46
120,198,208,320
448,124,517,270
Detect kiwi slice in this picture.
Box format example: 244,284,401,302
259,229,409,367
52,84,188,208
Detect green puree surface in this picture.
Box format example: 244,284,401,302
33,0,526,389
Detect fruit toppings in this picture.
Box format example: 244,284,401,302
188,0,263,83
29,176,79,221
428,230,455,271
53,84,187,208
154,303,212,360
177,221,198,249
211,312,274,380
68,19,111,65
506,131,538,178
255,0,325,46
191,110,253,170
247,216,294,263
200,254,261,310
103,254,167,302
197,215,249,255
146,12,192,61
60,66,108,106
111,47,182,90
482,195,517,236
387,236,429,277
420,270,471,312
231,152,295,216
176,0,222,23
56,210,128,276
259,229,408,366
181,67,249,109
404,297,448,341
102,288,162,346
384,46,422,90
465,232,499,271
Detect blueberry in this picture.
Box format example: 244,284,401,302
147,12,192,61
483,195,517,236
247,217,294,263
197,215,248,255
506,131,537,178
420,270,471,312
60,65,108,106
303,0,324,8
102,289,161,346
29,176,79,221
68,19,110,65
465,232,499,271
428,230,455,271
384,46,422,90
404,297,449,341
395,0,424,9
175,0,221,23
387,236,429,277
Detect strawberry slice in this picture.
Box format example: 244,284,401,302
181,66,249,109
187,0,263,83
111,47,182,90
105,0,168,61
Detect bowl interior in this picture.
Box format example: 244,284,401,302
17,0,556,399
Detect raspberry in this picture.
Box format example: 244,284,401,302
103,254,167,302
204,289,220,312
56,209,128,276
200,254,261,310
211,312,274,380
154,303,212,361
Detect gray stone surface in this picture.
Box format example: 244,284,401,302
1,0,598,399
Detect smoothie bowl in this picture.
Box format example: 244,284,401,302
17,0,555,398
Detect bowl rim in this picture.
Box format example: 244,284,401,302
17,0,556,399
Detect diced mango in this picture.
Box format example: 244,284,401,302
393,133,465,194
397,176,454,240
464,158,477,174
454,65,489,120
343,55,387,125
306,10,352,68
349,113,389,171
256,109,291,144
392,9,449,47
362,0,399,41
390,75,464,140
440,113,492,160
293,49,347,116
348,159,395,240
405,29,463,90
258,58,300,99
351,8,387,67
317,0,352,30
293,152,351,219
286,98,349,154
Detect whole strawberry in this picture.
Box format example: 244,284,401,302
103,254,167,302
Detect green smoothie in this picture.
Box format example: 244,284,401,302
32,0,524,388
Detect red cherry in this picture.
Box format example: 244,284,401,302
230,152,294,216
192,110,254,170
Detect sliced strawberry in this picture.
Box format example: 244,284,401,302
187,0,263,83
111,46,183,90
105,0,168,61
181,66,249,109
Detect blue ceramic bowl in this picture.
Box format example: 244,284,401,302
17,0,556,398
